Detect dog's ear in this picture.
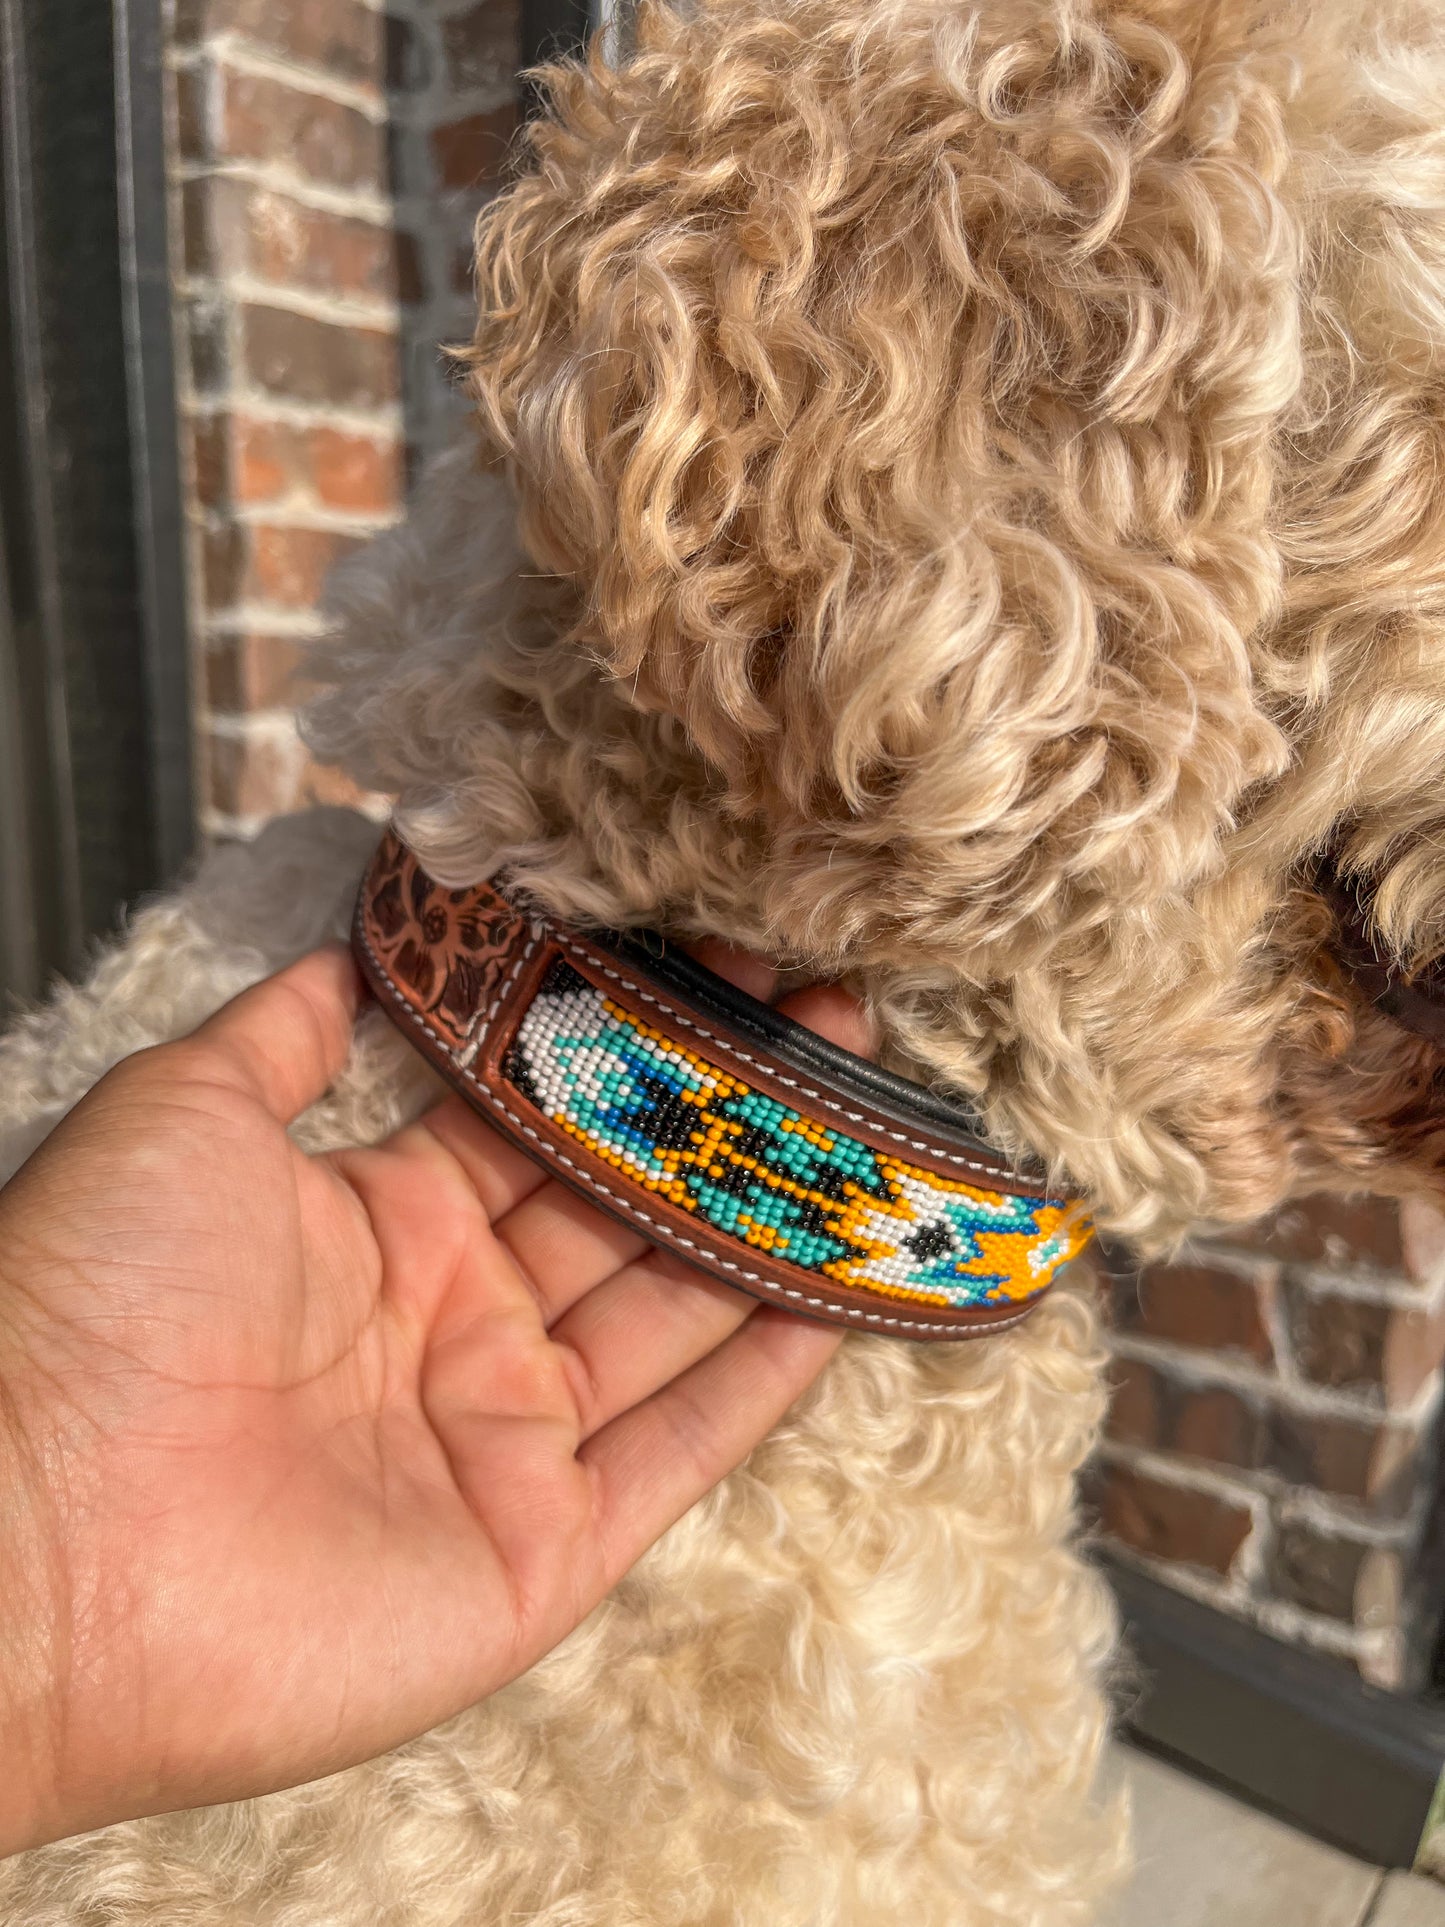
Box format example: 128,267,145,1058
462,0,1297,963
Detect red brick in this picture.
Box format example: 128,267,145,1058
307,427,402,515
186,302,230,394
1286,1287,1385,1395
205,633,307,711
1091,1463,1254,1577
1172,1386,1261,1469
235,419,305,506
1105,1357,1161,1450
248,190,398,302
181,180,207,276
196,415,400,518
1104,1357,1262,1471
174,63,212,162
1268,1516,1370,1622
176,0,385,90
1226,1195,1445,1284
191,417,229,510
242,304,399,409
1356,1547,1406,1636
208,729,303,819
187,178,399,302
1116,1258,1277,1363
246,524,365,607
203,518,362,610
1263,1405,1428,1515
208,731,367,819
220,66,386,194
1383,1298,1445,1405
1264,1405,1374,1500
296,759,369,810
201,522,245,608
431,103,520,190
1286,1284,1445,1407
441,0,520,94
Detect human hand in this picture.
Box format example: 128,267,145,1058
0,943,868,1855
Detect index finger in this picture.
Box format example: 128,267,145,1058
581,1304,842,1591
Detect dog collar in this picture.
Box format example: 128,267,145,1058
1318,852,1445,1048
353,831,1093,1341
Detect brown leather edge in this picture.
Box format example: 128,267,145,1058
352,888,1045,1342
354,829,1046,1194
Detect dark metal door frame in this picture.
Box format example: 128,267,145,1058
519,0,595,112
0,0,193,1006
115,0,196,888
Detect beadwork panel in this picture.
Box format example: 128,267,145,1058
503,959,1090,1310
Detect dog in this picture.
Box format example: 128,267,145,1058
3,0,1444,1918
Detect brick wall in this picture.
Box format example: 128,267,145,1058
1092,1195,1445,1690
167,0,522,839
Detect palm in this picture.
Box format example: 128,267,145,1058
0,946,853,1844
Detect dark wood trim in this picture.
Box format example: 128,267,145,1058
519,0,594,115
0,0,86,989
520,0,594,65
0,0,194,1004
114,0,197,886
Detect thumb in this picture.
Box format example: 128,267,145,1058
171,943,364,1124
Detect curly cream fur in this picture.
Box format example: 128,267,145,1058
5,0,1445,1917
309,0,1445,1240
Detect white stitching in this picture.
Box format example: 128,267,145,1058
355,912,1037,1341
553,931,1035,1187
455,913,543,1065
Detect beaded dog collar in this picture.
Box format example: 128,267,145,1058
353,831,1094,1341
1318,851,1445,1048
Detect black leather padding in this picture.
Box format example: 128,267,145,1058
1316,851,1445,1048
570,920,1046,1182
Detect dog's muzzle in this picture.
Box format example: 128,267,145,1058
353,831,1093,1341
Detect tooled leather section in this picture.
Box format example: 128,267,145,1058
360,829,530,1055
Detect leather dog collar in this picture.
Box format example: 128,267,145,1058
353,830,1093,1341
1317,851,1445,1048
